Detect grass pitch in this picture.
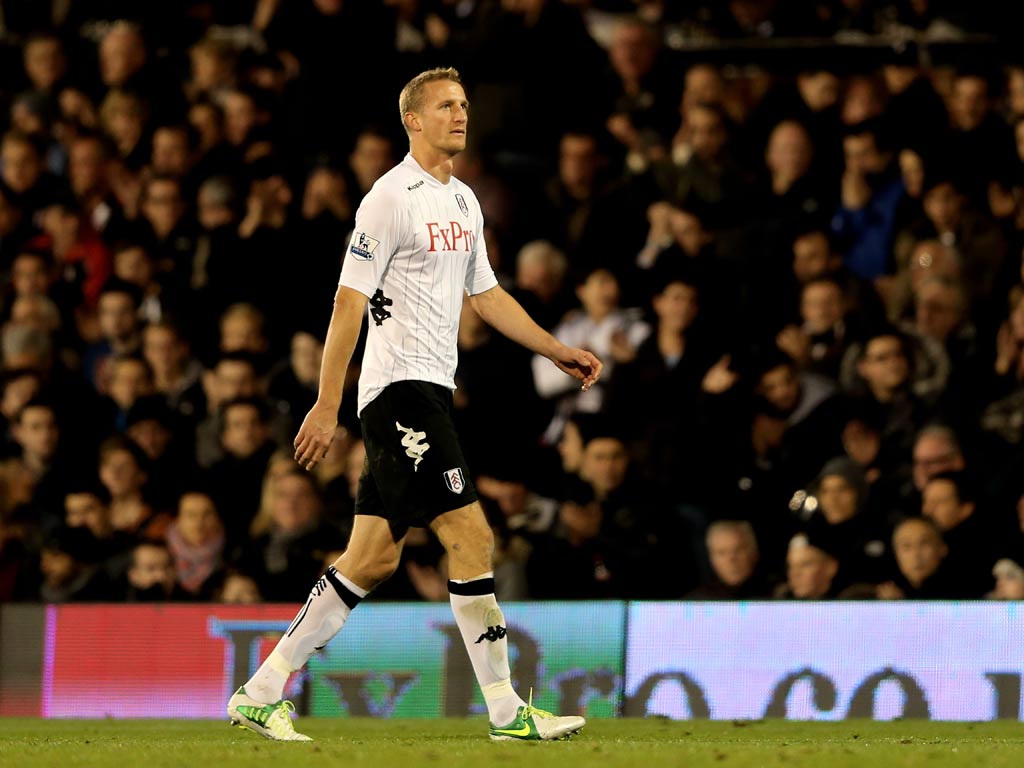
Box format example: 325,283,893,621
2,718,1024,768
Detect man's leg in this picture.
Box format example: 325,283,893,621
431,502,585,741
228,516,403,740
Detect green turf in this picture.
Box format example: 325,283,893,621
1,718,1023,768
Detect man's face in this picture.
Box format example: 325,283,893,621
893,520,946,588
24,38,65,90
220,314,264,353
608,23,655,80
222,404,266,458
559,134,598,194
817,475,858,525
69,138,106,197
800,282,843,334
11,254,48,296
349,134,393,191
99,448,145,497
792,232,832,283
142,325,182,375
214,361,257,402
127,418,170,460
1,374,39,420
922,478,972,531
2,139,41,194
290,332,323,386
843,133,882,176
950,76,989,131
14,405,58,460
65,492,110,537
223,91,256,146
766,121,811,181
653,281,699,332
576,269,619,319
97,292,137,342
708,528,757,587
271,473,318,532
758,364,800,414
857,336,908,393
899,149,925,197
914,281,961,341
142,179,183,238
580,437,628,496
409,80,468,157
41,548,75,584
922,183,962,234
786,545,837,599
686,106,726,162
912,434,962,491
128,545,174,591
108,359,152,409
151,128,190,176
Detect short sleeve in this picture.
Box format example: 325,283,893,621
464,209,498,296
338,187,404,298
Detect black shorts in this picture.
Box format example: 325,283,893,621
356,380,478,533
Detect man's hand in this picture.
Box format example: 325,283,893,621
293,401,339,471
551,346,603,391
701,355,738,394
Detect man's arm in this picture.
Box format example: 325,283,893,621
469,284,602,390
293,284,368,469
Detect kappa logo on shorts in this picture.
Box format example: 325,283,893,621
395,422,430,471
350,231,380,261
443,467,465,494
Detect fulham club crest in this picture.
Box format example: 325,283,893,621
444,467,465,494
455,193,469,217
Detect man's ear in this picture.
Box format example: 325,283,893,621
404,112,420,133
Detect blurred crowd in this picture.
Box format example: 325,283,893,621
2,0,1024,605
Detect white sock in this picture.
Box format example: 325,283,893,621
244,566,367,704
448,573,526,725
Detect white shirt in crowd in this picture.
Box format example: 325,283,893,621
339,153,498,415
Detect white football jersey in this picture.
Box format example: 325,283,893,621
339,153,498,415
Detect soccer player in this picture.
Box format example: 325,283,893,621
227,67,601,742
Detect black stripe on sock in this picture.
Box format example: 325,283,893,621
447,577,495,596
326,566,364,610
286,598,313,637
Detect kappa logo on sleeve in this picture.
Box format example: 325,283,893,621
350,232,380,261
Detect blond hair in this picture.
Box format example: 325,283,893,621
398,67,463,134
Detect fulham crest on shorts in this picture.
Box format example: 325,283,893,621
444,467,465,494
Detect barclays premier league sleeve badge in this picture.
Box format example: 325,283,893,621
350,232,380,261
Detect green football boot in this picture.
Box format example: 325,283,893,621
226,686,312,742
489,690,586,742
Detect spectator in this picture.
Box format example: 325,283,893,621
688,520,773,599
208,396,278,540
775,532,842,599
831,120,903,281
532,265,650,441
989,558,1024,600
803,457,889,584
239,466,345,602
166,490,225,597
83,279,143,390
921,470,999,597
122,541,190,601
98,434,168,541
63,481,134,581
213,568,262,603
880,516,956,599
36,526,111,602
